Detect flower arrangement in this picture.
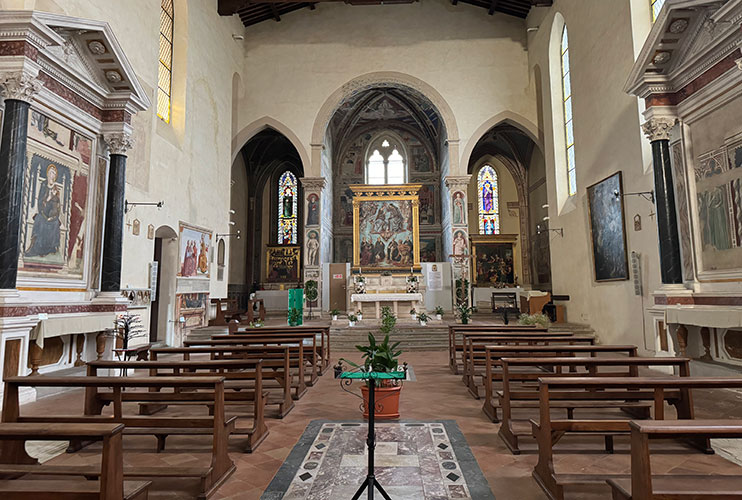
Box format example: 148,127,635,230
417,312,430,325
518,313,551,328
435,306,444,320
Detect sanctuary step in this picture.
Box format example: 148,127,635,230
331,325,449,351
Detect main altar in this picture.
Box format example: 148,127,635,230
348,184,425,316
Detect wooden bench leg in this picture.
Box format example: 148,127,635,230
156,434,167,453
604,435,614,454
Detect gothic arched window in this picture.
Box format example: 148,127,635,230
561,25,577,196
157,0,174,123
365,134,407,185
478,165,499,235
278,171,297,245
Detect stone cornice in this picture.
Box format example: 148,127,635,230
103,131,133,155
642,117,677,142
0,70,42,102
444,175,471,190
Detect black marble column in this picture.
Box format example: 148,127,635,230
651,138,683,284
100,153,127,292
0,99,30,289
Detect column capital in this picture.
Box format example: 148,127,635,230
0,71,43,103
103,131,133,156
642,117,677,142
300,177,326,192
444,175,471,191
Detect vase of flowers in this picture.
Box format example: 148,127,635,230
331,309,340,321
357,309,363,321
410,308,417,320
348,314,357,327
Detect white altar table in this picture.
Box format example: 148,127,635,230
351,293,423,319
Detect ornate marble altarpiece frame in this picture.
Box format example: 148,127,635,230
351,184,421,273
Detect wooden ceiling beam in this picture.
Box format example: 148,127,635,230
270,3,281,20
488,0,499,15
218,0,249,16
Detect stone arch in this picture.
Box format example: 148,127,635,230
311,71,460,146
155,225,178,239
461,111,542,170
231,116,310,170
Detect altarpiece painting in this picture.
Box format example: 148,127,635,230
178,222,212,279
352,184,421,272
266,245,301,282
586,172,629,281
471,234,518,286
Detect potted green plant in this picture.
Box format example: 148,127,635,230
340,332,404,419
331,308,340,321
379,306,396,335
518,313,551,328
435,306,444,321
348,313,358,327
410,308,417,320
456,302,476,325
304,280,318,319
249,319,264,328
357,308,364,321
288,307,302,327
417,312,430,326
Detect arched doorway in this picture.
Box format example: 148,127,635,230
466,123,551,290
149,225,178,345
229,127,305,306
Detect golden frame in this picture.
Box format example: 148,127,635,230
265,245,301,283
470,233,519,286
351,184,422,273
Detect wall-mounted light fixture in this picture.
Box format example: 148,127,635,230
217,230,241,240
124,200,163,214
536,222,564,238
614,189,654,204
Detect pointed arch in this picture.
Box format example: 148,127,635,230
461,111,542,170
231,116,310,170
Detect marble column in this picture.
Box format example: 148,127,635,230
0,72,42,289
444,175,472,286
300,177,326,313
642,118,683,285
100,133,133,292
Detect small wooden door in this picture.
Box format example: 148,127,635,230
329,263,347,312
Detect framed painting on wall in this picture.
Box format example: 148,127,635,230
352,184,422,273
471,234,518,286
586,171,629,282
265,245,301,283
178,222,212,279
419,235,440,262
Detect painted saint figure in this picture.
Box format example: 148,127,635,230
452,231,468,256
482,181,494,212
453,192,466,225
306,194,319,226
198,235,209,274
26,164,62,258
306,231,320,266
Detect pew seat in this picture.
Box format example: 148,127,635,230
0,479,151,500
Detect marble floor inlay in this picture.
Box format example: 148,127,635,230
262,420,494,500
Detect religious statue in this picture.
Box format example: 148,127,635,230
453,191,466,225
452,230,468,256
306,230,320,266
26,164,62,258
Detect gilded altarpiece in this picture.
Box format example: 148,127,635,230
352,184,421,273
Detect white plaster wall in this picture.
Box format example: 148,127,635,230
234,0,536,177
527,0,661,349
4,0,247,301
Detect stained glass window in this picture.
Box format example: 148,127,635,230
278,171,297,245
561,25,577,197
651,0,666,22
157,0,174,123
478,165,499,235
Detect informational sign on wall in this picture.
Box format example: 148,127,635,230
149,261,159,302
427,264,443,291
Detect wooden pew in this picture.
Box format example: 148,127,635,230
498,356,688,453
194,335,320,386
225,323,331,374
3,376,235,499
481,344,639,421
448,324,548,374
151,345,300,416
86,359,269,449
531,376,742,500
0,422,151,500
209,298,244,326
461,333,594,396
607,420,742,500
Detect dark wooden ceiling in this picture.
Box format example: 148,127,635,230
218,0,552,28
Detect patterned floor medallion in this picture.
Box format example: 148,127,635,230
262,420,494,500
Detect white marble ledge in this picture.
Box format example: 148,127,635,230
351,293,423,302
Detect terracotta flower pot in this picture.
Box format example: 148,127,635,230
361,384,401,419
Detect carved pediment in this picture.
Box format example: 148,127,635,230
0,10,150,115
625,0,742,99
